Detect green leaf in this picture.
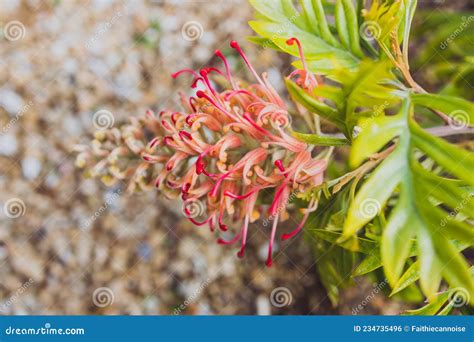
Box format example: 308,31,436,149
312,228,378,254
285,78,346,130
344,97,474,301
249,0,365,81
286,59,401,137
404,291,451,315
292,131,349,146
391,261,420,296
353,253,382,276
411,93,474,125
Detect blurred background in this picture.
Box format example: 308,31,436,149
0,0,471,315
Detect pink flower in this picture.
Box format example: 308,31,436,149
77,40,326,266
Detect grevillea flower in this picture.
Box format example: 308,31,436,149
76,39,327,266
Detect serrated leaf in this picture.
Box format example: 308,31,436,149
344,97,474,301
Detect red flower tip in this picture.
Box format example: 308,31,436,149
185,114,196,127
214,49,222,57
149,137,160,149
146,109,154,118
286,37,298,45
200,69,208,77
274,159,286,172
182,183,191,193
179,130,193,141
217,238,227,245
237,249,244,258
230,40,239,49
265,258,273,267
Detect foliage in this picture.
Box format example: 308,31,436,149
249,0,474,312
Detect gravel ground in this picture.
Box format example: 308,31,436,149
0,0,403,315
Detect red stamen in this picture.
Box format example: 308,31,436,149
199,69,218,97
191,77,203,89
217,232,242,245
218,211,228,231
268,184,287,216
145,109,155,119
281,221,305,241
230,40,264,86
274,159,285,172
171,112,180,124
148,137,160,149
243,112,269,135
215,49,236,88
163,136,174,145
197,90,240,122
237,215,250,258
187,215,213,226
185,114,197,127
179,130,193,140
266,217,279,267
224,189,257,200
224,90,259,101
188,97,197,112
286,37,310,86
203,67,225,77
161,120,172,131
182,183,191,194
171,68,199,79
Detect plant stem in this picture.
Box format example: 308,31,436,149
328,125,474,140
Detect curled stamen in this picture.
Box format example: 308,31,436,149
171,68,199,79
148,137,160,149
286,37,317,89
224,189,257,200
218,232,242,245
179,131,193,140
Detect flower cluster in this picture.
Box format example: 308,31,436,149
76,40,326,266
